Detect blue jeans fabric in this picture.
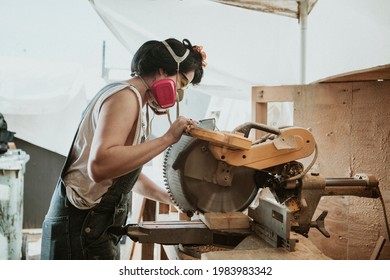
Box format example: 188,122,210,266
40,168,141,260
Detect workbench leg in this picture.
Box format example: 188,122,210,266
160,245,168,260
140,198,156,260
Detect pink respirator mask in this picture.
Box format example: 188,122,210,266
148,78,177,115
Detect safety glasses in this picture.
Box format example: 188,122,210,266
177,72,190,101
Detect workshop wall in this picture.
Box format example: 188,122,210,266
294,80,390,260
252,68,390,260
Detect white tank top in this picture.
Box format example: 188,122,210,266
63,82,145,209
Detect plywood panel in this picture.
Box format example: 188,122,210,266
308,196,350,260
294,81,390,259
252,80,390,259
348,81,390,259
294,83,353,177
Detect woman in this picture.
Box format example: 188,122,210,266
41,38,206,259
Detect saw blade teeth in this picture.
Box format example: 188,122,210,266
162,129,212,213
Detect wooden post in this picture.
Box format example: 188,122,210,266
141,198,156,260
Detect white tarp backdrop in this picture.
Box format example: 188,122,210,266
1,0,389,155
0,56,88,155
0,0,117,155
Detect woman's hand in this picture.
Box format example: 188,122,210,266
164,116,198,144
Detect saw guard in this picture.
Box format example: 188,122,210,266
208,126,316,170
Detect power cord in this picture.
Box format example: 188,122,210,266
378,191,390,240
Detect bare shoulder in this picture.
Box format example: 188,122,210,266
107,86,139,104
95,86,141,140
100,86,141,114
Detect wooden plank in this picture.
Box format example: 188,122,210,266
186,126,252,150
200,212,250,230
252,86,295,103
253,103,268,139
315,64,390,83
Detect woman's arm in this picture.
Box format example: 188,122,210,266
132,173,172,205
88,88,195,183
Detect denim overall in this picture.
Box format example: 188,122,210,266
41,83,143,259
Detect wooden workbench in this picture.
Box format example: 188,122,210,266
162,233,332,260
201,233,332,260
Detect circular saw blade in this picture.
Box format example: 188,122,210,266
163,119,259,215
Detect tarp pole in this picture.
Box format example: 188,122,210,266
299,0,308,84
102,40,106,79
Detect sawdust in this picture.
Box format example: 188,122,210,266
179,244,229,259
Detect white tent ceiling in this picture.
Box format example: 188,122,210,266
211,0,318,19
90,0,390,92
90,0,303,97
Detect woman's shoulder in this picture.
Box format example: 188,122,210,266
96,81,139,100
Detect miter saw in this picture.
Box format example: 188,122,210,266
116,119,383,253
